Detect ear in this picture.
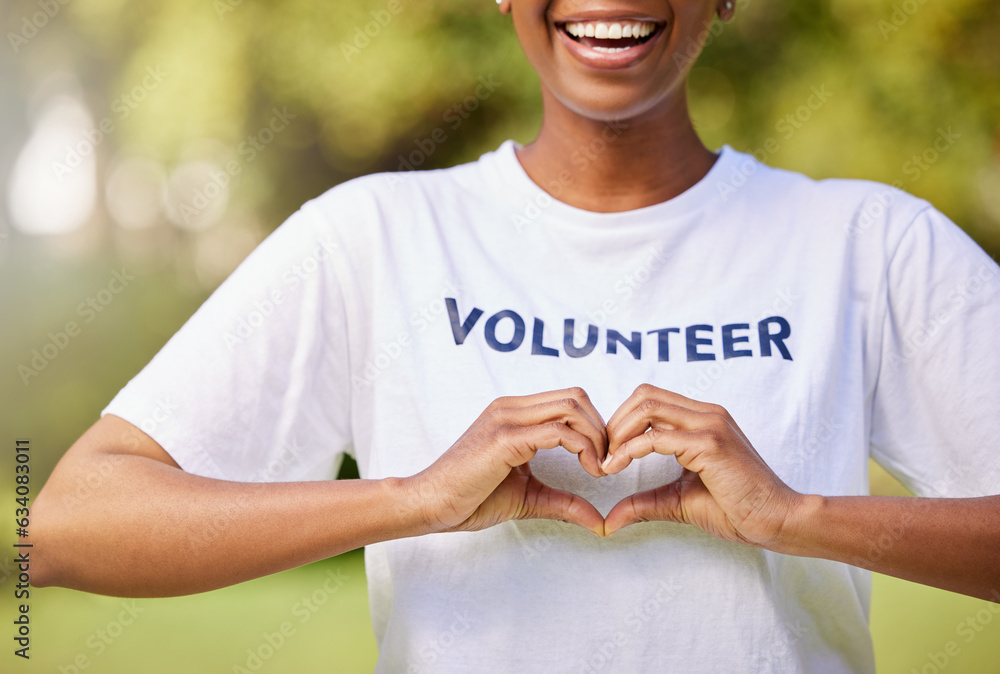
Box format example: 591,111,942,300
497,0,512,16
717,0,736,22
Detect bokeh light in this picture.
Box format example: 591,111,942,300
7,90,97,236
104,154,167,231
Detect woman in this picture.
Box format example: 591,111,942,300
31,1,1000,672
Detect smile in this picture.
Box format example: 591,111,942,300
557,20,664,54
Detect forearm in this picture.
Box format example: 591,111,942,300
30,454,427,597
778,494,1000,601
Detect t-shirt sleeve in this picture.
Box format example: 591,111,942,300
870,206,1000,497
102,200,353,483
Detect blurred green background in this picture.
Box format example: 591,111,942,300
1,0,999,671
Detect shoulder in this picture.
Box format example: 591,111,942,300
280,143,512,262
724,147,928,216
303,144,504,223
715,147,945,246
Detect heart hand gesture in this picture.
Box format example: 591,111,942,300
409,384,802,548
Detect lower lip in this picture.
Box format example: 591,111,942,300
555,24,665,70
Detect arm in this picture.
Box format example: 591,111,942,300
31,389,606,598
782,493,1000,601
601,385,1000,602
30,415,424,597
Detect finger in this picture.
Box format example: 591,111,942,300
602,424,709,475
606,403,703,460
493,388,608,451
508,421,605,478
604,483,684,536
495,398,608,474
521,476,605,536
608,395,728,455
609,385,725,425
605,384,677,430
601,428,655,474
603,423,735,477
494,387,606,425
607,385,733,442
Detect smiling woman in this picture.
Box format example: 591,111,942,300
506,0,724,214
28,1,1000,673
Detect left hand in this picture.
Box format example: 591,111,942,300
601,384,803,548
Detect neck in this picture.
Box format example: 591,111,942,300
516,88,717,213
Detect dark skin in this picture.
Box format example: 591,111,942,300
509,0,722,212
27,0,1000,602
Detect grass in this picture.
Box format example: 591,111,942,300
871,573,1000,674
2,549,999,673
1,551,378,674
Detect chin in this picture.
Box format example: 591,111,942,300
548,78,684,125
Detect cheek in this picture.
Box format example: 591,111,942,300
510,6,556,69
666,4,722,61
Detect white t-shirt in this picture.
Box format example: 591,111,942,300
105,141,1000,673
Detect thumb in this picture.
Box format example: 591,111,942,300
604,483,685,536
520,476,605,536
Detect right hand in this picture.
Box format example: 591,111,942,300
408,387,608,536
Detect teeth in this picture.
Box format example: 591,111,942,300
564,21,657,41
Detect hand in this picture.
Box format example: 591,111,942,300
602,385,803,548
409,388,608,536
